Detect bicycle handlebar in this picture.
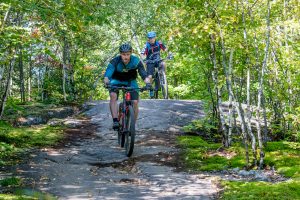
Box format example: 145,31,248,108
104,84,152,92
144,51,174,64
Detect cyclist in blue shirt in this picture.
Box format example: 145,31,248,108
104,43,150,130
141,31,171,97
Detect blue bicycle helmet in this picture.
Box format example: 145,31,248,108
119,43,132,53
147,31,156,38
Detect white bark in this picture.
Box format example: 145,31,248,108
243,0,257,165
218,23,249,165
256,0,270,169
131,30,143,58
0,67,4,81
0,56,15,119
28,52,33,101
62,36,69,102
227,49,235,147
1,5,11,31
62,64,67,101
210,34,228,147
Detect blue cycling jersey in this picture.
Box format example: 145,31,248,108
141,40,166,60
104,55,147,82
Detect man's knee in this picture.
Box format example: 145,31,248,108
132,100,139,107
110,92,118,101
149,75,153,82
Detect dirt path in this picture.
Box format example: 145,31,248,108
2,100,219,200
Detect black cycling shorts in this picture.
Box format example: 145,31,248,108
146,61,165,76
108,80,139,100
146,62,159,77
109,89,139,101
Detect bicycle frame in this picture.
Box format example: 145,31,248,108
105,85,149,157
118,89,132,133
145,56,170,99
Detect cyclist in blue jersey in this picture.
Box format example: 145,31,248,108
104,43,151,130
141,31,171,97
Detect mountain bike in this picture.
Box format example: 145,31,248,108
144,52,173,99
105,85,151,157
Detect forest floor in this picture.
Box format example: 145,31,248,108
1,100,219,199
0,100,299,199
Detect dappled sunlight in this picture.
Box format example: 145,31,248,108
1,0,299,198
46,150,64,157
61,185,81,189
208,150,237,159
138,106,151,111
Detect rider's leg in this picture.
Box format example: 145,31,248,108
109,91,119,130
147,63,156,98
109,92,118,119
146,63,155,83
148,75,153,83
129,80,140,121
132,100,139,121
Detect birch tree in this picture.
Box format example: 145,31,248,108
256,0,271,169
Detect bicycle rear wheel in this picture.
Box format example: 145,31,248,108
124,105,135,157
118,103,125,147
154,72,159,99
159,71,168,99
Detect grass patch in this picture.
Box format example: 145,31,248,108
3,101,58,124
0,177,21,187
0,102,68,199
0,120,64,165
178,135,300,178
178,135,300,199
177,136,246,171
264,141,300,178
220,180,300,200
0,122,64,148
0,189,57,200
0,194,33,200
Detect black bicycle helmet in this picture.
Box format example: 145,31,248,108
119,43,132,53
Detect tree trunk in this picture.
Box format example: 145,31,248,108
217,21,249,166
1,5,11,32
256,0,270,169
28,52,32,101
283,0,292,136
69,48,77,100
37,67,40,97
132,29,143,58
43,65,49,100
262,93,268,143
62,36,69,102
0,56,15,119
210,34,228,147
228,92,233,146
242,0,257,166
19,45,25,102
227,49,235,147
8,72,12,96
0,67,4,81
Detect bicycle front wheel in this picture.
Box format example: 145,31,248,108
159,71,168,99
118,102,125,147
124,105,136,157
